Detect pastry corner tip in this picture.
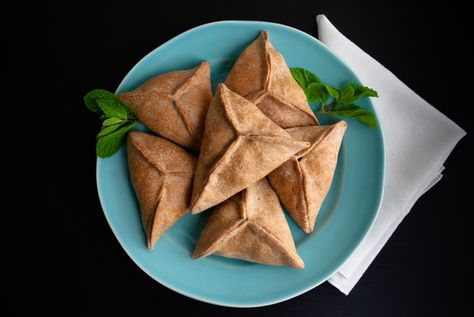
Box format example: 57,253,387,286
215,82,224,92
147,239,156,251
293,258,305,269
199,60,211,70
260,30,269,39
191,251,202,259
189,203,202,215
217,82,228,91
289,254,304,270
337,120,348,128
302,222,314,234
302,228,313,234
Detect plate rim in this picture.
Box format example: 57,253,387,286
96,20,385,307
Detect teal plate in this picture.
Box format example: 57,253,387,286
96,21,384,307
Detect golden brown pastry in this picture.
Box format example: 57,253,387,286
127,131,197,250
225,31,318,128
190,83,310,214
193,178,304,268
268,121,347,233
119,62,212,151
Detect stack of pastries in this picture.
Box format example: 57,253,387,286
120,31,347,269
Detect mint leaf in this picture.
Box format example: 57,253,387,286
290,68,323,102
85,88,138,157
339,82,356,105
84,89,117,114
97,122,122,138
103,117,123,127
84,89,135,119
331,101,351,111
291,68,320,87
325,103,376,128
340,84,378,105
96,99,128,120
354,86,378,98
96,121,137,157
306,82,329,104
324,85,340,99
290,67,379,129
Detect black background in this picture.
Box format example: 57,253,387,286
14,1,472,316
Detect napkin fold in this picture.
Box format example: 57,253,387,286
315,14,466,294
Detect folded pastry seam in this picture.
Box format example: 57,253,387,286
269,121,348,233
127,131,197,250
192,179,304,269
119,61,212,151
225,31,318,128
190,83,310,214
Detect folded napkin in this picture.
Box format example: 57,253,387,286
315,14,466,294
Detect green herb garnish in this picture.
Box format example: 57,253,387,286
290,68,378,128
84,89,137,157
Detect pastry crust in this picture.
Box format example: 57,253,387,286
268,121,347,233
127,131,197,250
225,31,318,128
193,179,304,269
190,83,310,214
119,62,212,151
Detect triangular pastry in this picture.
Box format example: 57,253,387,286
119,62,212,151
193,179,304,269
190,83,310,214
225,31,318,128
268,122,347,233
127,131,197,250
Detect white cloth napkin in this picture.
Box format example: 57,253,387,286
315,14,466,294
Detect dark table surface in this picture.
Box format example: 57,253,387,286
14,1,472,315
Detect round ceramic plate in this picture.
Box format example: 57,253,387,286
97,21,384,307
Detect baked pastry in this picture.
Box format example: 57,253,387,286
190,83,310,214
127,131,197,250
193,178,304,269
119,62,212,151
225,31,318,128
268,121,347,233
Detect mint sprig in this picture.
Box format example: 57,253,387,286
84,89,137,157
325,103,376,128
290,68,378,128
